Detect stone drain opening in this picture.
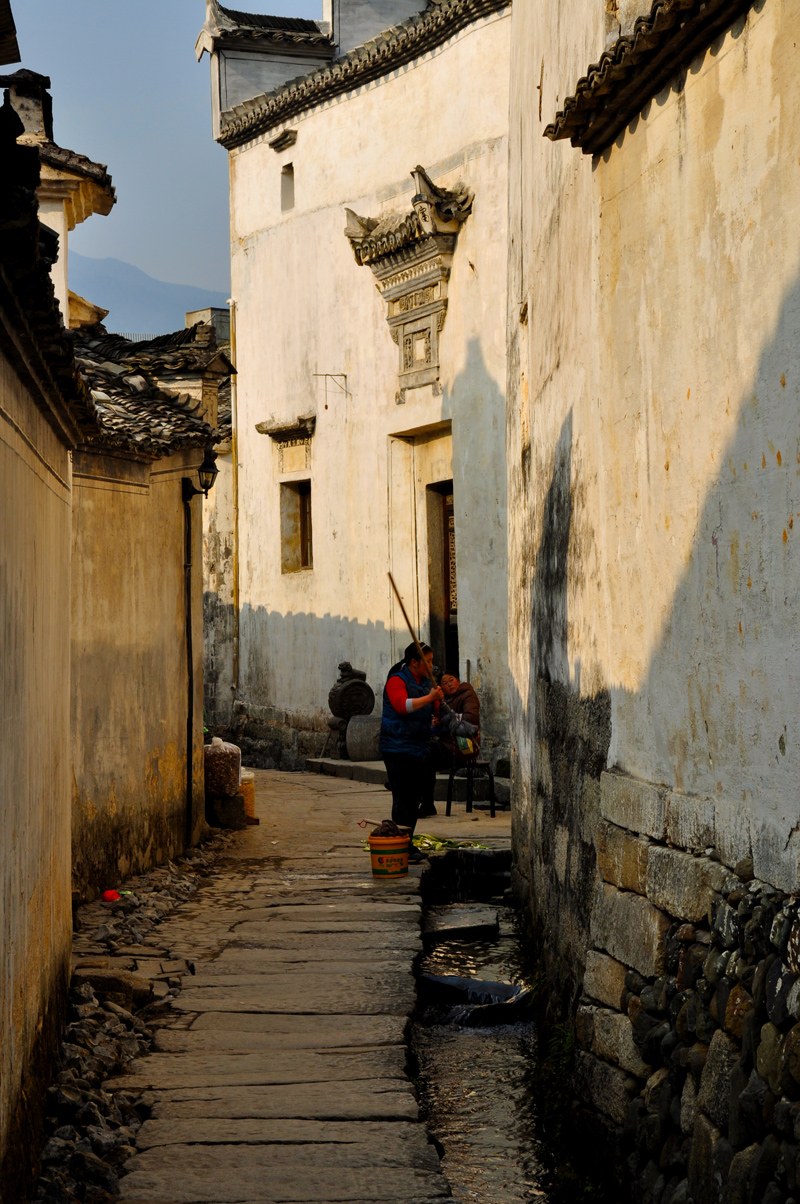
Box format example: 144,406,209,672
410,851,546,1202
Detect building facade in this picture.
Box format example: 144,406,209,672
508,0,800,1190
0,61,93,1197
1,53,224,1194
70,323,228,899
199,0,512,768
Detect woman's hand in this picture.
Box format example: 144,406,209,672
428,687,444,703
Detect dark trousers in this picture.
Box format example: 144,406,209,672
383,752,436,833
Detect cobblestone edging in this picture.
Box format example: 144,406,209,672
29,837,233,1204
574,774,800,1204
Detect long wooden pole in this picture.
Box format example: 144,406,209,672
388,572,437,686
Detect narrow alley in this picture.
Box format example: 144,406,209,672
102,771,510,1204
7,2,800,1202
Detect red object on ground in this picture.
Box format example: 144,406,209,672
101,889,121,902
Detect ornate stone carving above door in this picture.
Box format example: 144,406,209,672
344,166,472,395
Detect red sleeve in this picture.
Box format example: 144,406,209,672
385,676,409,715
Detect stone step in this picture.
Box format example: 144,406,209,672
423,904,500,942
305,758,510,804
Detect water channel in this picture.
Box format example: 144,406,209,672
412,906,545,1202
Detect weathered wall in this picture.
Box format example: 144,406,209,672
509,0,800,1186
209,8,511,760
507,0,607,1010
203,441,235,726
596,1,800,892
0,350,72,1196
71,448,206,898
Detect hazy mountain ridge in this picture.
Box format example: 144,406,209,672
69,252,229,336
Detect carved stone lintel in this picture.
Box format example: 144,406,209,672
255,411,316,439
344,166,472,391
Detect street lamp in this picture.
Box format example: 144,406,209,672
182,447,219,501
181,443,219,849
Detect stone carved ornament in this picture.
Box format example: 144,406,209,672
328,662,375,720
345,166,473,396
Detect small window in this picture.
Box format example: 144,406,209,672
281,163,295,211
280,479,312,572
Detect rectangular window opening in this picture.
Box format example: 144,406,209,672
281,163,295,211
280,478,312,572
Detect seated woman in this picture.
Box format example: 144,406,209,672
436,673,481,762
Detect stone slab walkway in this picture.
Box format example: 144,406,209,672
115,770,509,1204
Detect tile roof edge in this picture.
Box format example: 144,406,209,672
0,146,96,446
217,0,511,150
204,0,330,46
37,140,115,195
544,0,756,155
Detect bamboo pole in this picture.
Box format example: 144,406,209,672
388,572,437,687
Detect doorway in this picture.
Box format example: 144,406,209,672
427,480,459,676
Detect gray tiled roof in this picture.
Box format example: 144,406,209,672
216,376,232,443
73,325,222,457
218,0,511,149
0,103,90,444
208,0,330,46
544,0,754,154
217,5,323,34
38,140,115,194
0,0,20,66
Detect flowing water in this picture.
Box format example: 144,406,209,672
412,908,547,1203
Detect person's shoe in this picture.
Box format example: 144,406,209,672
418,805,438,818
408,848,428,864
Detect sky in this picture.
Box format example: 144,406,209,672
13,0,322,292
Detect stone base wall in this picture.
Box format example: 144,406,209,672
211,703,330,772
573,770,800,1203
214,700,513,776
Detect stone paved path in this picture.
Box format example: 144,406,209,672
114,770,510,1204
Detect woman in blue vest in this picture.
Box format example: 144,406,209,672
380,642,443,848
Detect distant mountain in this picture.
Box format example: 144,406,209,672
68,253,229,337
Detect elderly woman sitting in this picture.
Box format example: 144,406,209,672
437,673,481,759
418,673,481,818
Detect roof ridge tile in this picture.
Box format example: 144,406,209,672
218,0,510,149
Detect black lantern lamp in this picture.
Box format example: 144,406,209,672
182,447,219,501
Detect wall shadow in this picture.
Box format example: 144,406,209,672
438,334,510,742
205,335,512,754
512,263,800,1012
610,266,800,889
514,411,612,1017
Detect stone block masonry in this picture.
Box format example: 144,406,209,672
576,862,800,1201
583,950,628,1010
596,819,650,894
563,769,800,1199
591,881,671,978
645,847,738,925
600,772,668,842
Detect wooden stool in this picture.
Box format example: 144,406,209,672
446,759,496,818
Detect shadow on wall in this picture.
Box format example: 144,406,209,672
512,410,612,1017
515,265,800,1012
618,267,800,890
205,334,511,745
438,336,510,742
204,588,236,726
204,601,393,767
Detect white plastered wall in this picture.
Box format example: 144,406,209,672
222,9,511,741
